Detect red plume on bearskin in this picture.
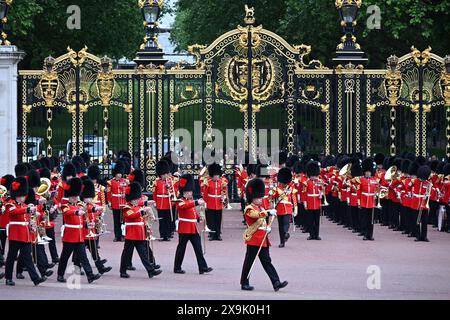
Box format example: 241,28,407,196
12,181,20,191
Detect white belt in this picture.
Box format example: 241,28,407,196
258,227,268,231
413,194,426,198
278,201,292,205
157,195,169,198
125,222,144,226
8,222,29,226
62,197,69,201
307,194,319,197
208,194,222,198
64,224,83,229
112,194,124,197
179,218,197,223
362,193,375,196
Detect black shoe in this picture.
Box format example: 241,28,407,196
402,231,408,235
99,266,112,275
113,238,120,242
393,228,401,232
307,236,314,240
100,259,107,265
216,237,223,241
284,233,290,241
80,271,85,276
57,276,66,283
46,263,55,269
363,236,370,241
302,230,308,233
33,277,46,286
87,273,101,284
152,264,161,270
408,234,414,238
273,280,288,292
241,284,254,291
148,269,162,278
159,238,170,242
120,273,130,278
174,269,185,274
278,243,285,248
126,266,136,271
52,257,60,263
44,270,53,277
16,273,25,280
5,279,15,286
200,267,213,274
315,237,322,240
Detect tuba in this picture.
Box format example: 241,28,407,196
339,163,352,177
37,178,53,227
0,185,7,198
384,165,398,181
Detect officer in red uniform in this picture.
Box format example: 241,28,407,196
240,178,287,291
255,164,272,211
174,174,213,275
4,177,46,286
359,158,378,240
201,163,227,241
77,178,111,275
270,167,296,247
0,174,14,268
57,178,101,283
88,164,107,208
153,160,176,241
119,182,162,279
303,161,324,240
107,161,127,242
410,165,432,242
349,164,362,234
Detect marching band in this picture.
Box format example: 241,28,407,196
0,151,449,291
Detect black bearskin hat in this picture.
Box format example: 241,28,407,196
62,162,77,181
81,179,96,200
351,164,363,177
374,153,385,166
286,155,300,168
417,165,431,181
11,177,29,199
25,188,37,205
155,160,170,176
26,169,40,189
247,163,257,176
87,164,101,181
362,158,375,174
64,178,82,198
30,160,42,170
128,169,145,188
306,161,320,177
15,163,28,177
208,163,222,177
72,156,85,172
277,167,293,184
1,175,14,191
278,151,288,166
437,161,445,175
443,163,450,176
246,178,265,204
51,156,59,170
429,160,440,172
178,174,194,194
39,168,51,180
293,161,303,174
39,157,50,170
126,182,142,203
112,161,125,176
416,156,426,166
408,161,420,177
401,159,412,174
80,152,91,167
393,158,403,170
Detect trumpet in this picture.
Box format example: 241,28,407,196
80,203,98,239
417,182,432,225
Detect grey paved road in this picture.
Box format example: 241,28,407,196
1,208,449,300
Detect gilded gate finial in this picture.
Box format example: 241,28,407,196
244,5,255,25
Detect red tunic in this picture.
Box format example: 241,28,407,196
5,201,32,243
261,177,272,210
61,203,85,243
152,177,178,210
409,179,432,211
201,177,227,210
302,179,322,210
54,182,69,208
107,178,128,210
244,204,271,248
348,178,360,207
359,177,378,208
0,196,11,229
176,199,200,234
122,205,146,241
271,184,297,215
83,203,100,240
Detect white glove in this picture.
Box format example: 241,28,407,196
293,207,298,217
269,209,277,216
265,227,272,234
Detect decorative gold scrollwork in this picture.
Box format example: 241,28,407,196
411,46,432,67
96,56,115,107
38,56,59,108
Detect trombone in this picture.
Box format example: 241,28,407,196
37,178,52,227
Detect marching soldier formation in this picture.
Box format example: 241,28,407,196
0,151,449,291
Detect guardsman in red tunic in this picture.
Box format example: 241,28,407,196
107,161,127,242
54,162,77,209
270,167,297,247
88,164,107,208
255,164,272,211
388,158,404,230
77,178,112,275
336,157,351,227
402,161,418,237
201,163,227,241
56,178,101,284
0,174,14,268
240,178,287,291
302,161,324,240
359,158,378,240
410,165,432,242
174,174,213,275
152,160,176,241
398,159,412,234
349,164,362,234
428,160,441,228
441,164,450,233
119,182,162,279
4,177,46,286
373,153,386,224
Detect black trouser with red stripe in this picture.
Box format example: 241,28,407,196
174,233,208,272
158,209,171,240
112,209,122,240
57,242,94,278
5,241,40,282
45,227,59,261
206,209,222,239
360,207,374,239
240,244,280,287
17,243,49,277
412,209,429,240
307,210,320,238
120,240,155,275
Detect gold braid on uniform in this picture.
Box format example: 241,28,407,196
243,205,267,242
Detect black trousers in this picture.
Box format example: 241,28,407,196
350,205,360,231
380,199,390,225
170,207,177,235
337,201,347,225
277,215,290,244
158,209,171,239
0,229,6,256
5,241,40,282
429,200,439,227
112,209,123,240
174,233,207,272
240,245,280,286
206,209,222,238
412,209,429,240
307,210,320,238
405,207,415,235
390,202,401,228
294,203,304,227
57,242,93,277
126,240,157,267
74,239,105,271
17,243,49,276
120,240,155,274
400,205,408,231
360,207,374,239
45,227,59,260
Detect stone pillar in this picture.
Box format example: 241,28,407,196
0,46,25,176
